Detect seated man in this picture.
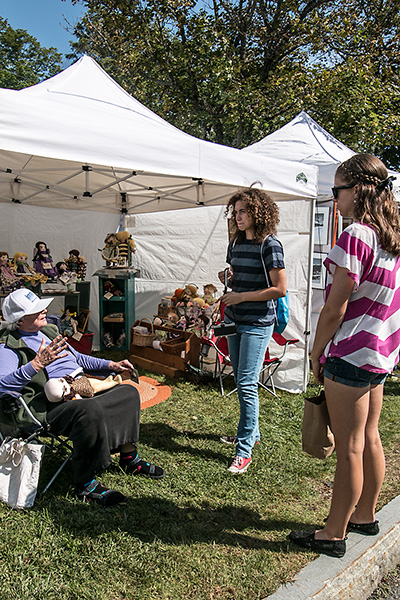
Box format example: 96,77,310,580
0,288,164,507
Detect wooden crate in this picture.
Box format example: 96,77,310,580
130,321,200,377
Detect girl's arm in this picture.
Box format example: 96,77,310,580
310,266,354,384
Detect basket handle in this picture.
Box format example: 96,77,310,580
138,317,154,334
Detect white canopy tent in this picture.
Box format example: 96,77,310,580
244,111,400,200
0,57,317,212
0,57,318,393
244,111,400,344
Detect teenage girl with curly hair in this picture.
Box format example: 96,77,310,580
218,187,287,474
290,153,400,557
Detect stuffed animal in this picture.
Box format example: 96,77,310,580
181,284,199,301
115,231,136,267
33,241,58,279
44,372,123,402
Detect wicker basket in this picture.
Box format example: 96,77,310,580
161,336,186,356
131,318,155,347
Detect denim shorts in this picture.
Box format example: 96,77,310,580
324,357,387,388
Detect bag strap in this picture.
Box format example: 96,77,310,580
260,237,278,324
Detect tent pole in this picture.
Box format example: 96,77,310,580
303,196,316,391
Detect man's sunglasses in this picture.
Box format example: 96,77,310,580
331,183,356,199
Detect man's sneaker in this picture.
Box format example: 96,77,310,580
220,435,238,445
75,479,126,507
119,454,165,479
227,456,252,474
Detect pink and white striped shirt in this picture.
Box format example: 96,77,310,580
323,222,400,373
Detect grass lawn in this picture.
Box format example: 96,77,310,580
1,359,399,600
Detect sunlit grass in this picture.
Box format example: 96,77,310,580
0,359,399,600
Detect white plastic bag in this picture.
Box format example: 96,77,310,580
0,437,45,509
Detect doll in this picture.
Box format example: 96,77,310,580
44,372,123,403
100,233,119,266
203,283,218,306
0,251,25,294
65,249,87,281
33,241,58,279
56,261,78,287
60,306,79,337
12,252,47,287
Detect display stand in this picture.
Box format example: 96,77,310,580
94,268,137,351
130,322,200,378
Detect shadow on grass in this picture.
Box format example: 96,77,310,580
383,377,400,397
137,421,228,463
44,494,309,553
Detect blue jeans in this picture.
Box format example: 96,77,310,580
226,320,274,458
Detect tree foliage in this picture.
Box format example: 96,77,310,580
0,17,62,89
68,0,399,167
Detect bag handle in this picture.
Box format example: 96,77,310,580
1,438,25,467
138,318,154,334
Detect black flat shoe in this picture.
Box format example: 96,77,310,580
289,530,347,558
347,520,379,536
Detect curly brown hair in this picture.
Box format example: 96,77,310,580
225,188,280,243
336,153,400,256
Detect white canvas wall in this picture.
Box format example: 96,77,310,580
0,195,312,393
128,198,313,393
0,203,120,342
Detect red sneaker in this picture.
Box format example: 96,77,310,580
227,455,252,474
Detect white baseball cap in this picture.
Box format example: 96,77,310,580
1,288,54,323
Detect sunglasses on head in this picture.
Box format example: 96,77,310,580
331,183,357,199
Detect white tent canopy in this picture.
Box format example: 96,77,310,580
0,57,318,394
0,56,317,213
244,111,400,347
244,110,400,200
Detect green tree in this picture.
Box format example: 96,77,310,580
0,17,62,89
69,0,400,166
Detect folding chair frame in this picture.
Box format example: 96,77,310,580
200,331,299,397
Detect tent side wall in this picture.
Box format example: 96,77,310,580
0,197,313,393
0,203,120,343
128,198,313,394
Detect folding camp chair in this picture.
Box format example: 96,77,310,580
0,392,74,497
259,332,300,396
200,330,299,397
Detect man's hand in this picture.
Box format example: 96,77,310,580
31,335,69,371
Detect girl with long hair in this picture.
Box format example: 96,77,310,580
290,153,400,557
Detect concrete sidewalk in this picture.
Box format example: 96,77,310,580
265,495,400,600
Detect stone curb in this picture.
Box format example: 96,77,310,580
264,495,400,600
